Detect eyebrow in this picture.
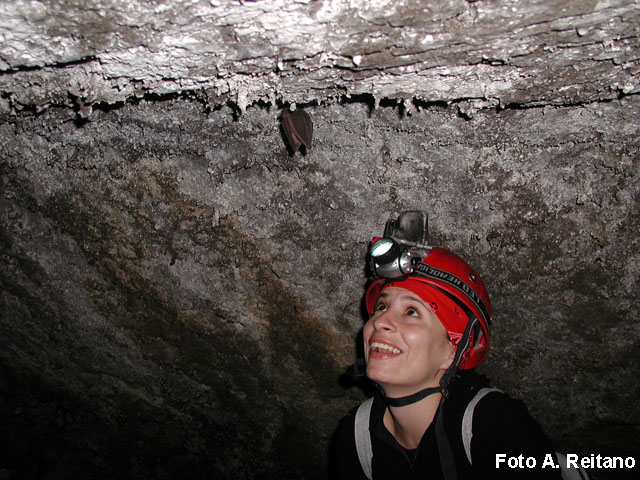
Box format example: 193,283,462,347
378,292,429,308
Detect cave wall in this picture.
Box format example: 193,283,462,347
1,1,639,479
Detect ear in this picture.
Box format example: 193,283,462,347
440,338,456,371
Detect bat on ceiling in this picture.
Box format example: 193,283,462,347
281,109,313,154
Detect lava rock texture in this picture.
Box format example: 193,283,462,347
1,1,639,479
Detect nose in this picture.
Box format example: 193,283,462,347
371,308,397,332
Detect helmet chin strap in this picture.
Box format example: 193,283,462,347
381,316,478,408
381,385,443,407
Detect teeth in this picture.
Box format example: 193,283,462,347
370,342,401,354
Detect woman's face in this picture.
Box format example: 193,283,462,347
363,286,455,398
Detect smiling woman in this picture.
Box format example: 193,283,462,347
332,212,576,480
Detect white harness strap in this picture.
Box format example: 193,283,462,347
462,387,502,464
555,453,590,480
354,397,374,480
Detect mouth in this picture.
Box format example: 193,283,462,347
369,340,402,356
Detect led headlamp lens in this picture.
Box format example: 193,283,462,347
370,238,395,259
370,238,414,278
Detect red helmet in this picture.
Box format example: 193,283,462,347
366,244,491,370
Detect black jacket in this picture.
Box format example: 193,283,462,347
333,371,563,479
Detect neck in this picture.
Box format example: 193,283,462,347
383,391,443,449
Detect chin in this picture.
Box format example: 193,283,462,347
365,365,396,387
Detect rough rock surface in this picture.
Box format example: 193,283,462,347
1,1,639,480
1,0,639,113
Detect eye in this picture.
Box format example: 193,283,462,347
374,302,387,313
406,307,420,317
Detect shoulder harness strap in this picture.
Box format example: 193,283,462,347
462,387,502,464
355,397,374,480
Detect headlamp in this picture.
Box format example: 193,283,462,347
369,238,415,279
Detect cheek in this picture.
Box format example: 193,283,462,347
403,322,429,341
405,327,447,354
